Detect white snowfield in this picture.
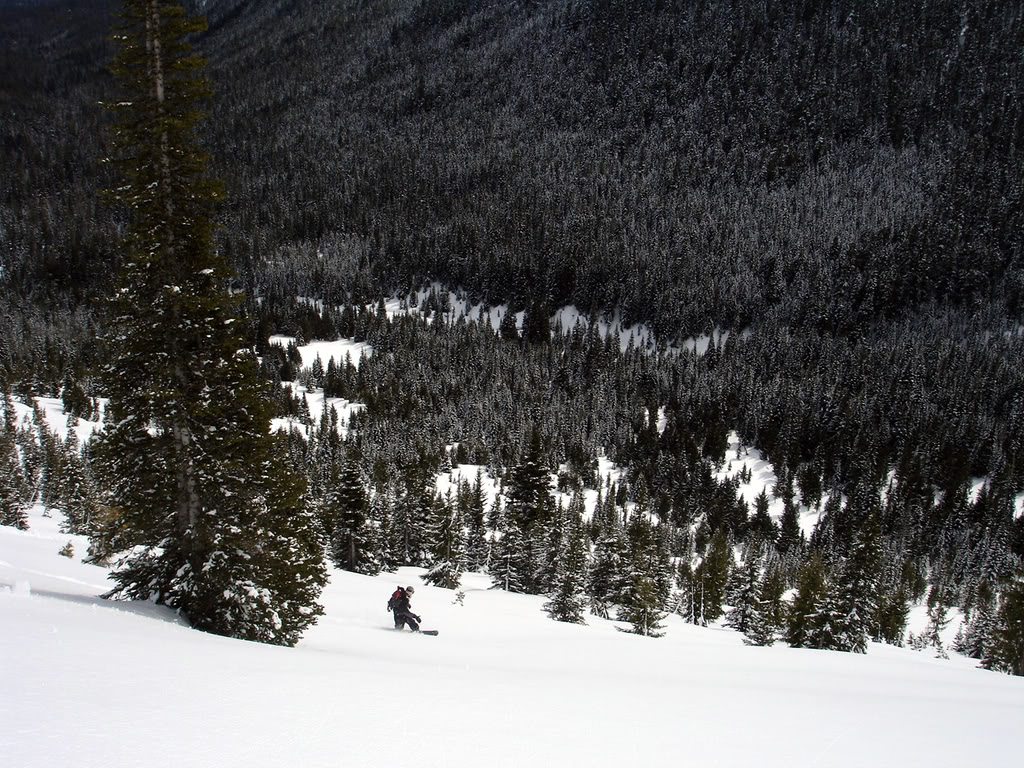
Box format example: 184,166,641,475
2,509,1022,768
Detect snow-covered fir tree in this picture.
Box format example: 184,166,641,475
786,552,828,648
1,392,29,530
460,471,489,572
586,519,629,619
38,419,65,515
920,592,952,659
748,488,777,543
371,482,398,572
543,491,588,624
806,512,883,653
1,438,29,530
804,580,848,651
694,526,732,623
535,499,566,595
612,508,671,636
669,563,691,622
744,556,787,646
328,458,379,575
486,452,548,592
872,547,912,647
506,431,552,521
726,539,763,635
389,479,432,566
956,583,998,660
489,518,531,593
617,570,666,637
57,434,97,536
89,0,326,646
422,491,465,589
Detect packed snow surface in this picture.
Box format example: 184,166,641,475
3,510,1022,768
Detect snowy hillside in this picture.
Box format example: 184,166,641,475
3,506,1022,768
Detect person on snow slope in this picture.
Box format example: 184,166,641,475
388,585,421,632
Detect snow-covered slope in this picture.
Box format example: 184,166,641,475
2,507,1022,768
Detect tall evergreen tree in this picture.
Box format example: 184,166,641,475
920,597,952,660
505,427,554,534
777,499,803,562
805,515,883,654
873,580,911,647
805,580,848,652
586,520,629,619
672,559,698,624
873,551,912,647
958,583,998,660
38,419,65,515
58,434,98,536
422,491,465,590
534,500,566,596
327,459,378,575
461,472,489,572
618,509,672,631
694,526,733,623
834,513,884,653
489,518,530,593
617,570,666,637
521,299,552,345
744,558,787,647
91,1,325,645
786,552,828,648
498,308,519,341
1,393,29,530
1,441,29,530
371,482,398,572
389,479,432,567
748,488,777,544
502,427,553,593
544,491,588,624
726,541,763,635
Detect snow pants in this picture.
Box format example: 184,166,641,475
394,612,420,631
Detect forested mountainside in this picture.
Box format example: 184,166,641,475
5,0,1024,328
2,1,1024,659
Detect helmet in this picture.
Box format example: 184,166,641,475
406,586,415,594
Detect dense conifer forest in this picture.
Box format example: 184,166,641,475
2,0,1023,667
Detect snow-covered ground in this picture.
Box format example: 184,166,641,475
339,283,741,355
715,432,824,536
3,507,1022,768
437,455,625,522
268,334,372,370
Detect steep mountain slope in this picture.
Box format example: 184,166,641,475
5,0,1022,333
186,0,1024,335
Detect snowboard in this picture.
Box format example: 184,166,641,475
385,627,439,635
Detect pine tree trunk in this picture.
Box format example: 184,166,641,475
145,0,174,226
146,3,201,543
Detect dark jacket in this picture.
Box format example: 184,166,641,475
388,588,415,617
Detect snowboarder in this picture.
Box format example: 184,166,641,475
388,585,421,632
